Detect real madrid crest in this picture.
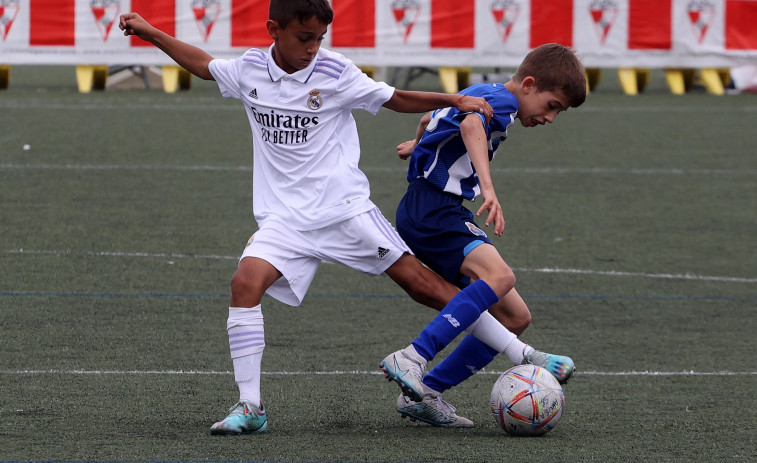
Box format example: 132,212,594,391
307,89,323,110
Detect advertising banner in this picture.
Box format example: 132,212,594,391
1,0,756,68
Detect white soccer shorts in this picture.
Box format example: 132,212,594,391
239,207,411,306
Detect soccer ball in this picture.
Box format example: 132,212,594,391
490,364,564,436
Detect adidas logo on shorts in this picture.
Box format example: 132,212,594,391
377,247,390,259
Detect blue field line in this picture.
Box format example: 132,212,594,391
0,291,755,302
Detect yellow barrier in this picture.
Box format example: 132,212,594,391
0,65,10,89
699,68,732,95
586,68,601,93
76,65,108,93
439,67,472,93
617,67,731,95
617,68,651,95
161,65,192,93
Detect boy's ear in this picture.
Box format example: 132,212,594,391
521,76,536,94
266,19,280,40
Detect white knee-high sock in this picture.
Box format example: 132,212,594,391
227,305,265,407
465,311,528,364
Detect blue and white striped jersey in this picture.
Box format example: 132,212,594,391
407,83,518,201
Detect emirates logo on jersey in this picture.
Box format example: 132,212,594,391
687,0,716,44
192,0,221,42
589,0,618,45
0,0,20,41
391,0,420,44
490,0,520,44
90,0,120,41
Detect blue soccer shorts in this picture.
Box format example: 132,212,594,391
395,178,492,288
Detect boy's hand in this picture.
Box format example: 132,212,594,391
396,140,415,160
455,96,493,123
476,186,505,236
119,13,154,40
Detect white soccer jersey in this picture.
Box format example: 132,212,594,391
209,45,395,231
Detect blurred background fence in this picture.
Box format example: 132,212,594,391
1,0,757,94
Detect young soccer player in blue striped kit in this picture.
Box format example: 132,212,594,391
380,43,587,427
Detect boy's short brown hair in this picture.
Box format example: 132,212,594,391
269,0,334,29
513,43,586,108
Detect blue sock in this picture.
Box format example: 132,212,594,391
423,334,498,393
411,280,499,361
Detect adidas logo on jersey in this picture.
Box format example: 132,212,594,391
378,247,390,259
249,88,258,99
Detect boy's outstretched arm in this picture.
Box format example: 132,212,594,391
119,13,214,80
384,90,493,123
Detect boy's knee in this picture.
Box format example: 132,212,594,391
230,267,266,307
484,267,516,298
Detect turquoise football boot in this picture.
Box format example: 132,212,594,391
210,401,268,435
522,347,576,384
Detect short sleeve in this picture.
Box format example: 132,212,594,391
209,58,243,100
336,63,395,115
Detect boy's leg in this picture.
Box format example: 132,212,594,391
423,289,531,393
211,226,321,435
384,253,460,311
210,257,281,435
380,278,500,401
459,246,575,383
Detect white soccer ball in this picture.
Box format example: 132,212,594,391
490,364,564,436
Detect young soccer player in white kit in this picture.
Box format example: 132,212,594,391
119,0,569,435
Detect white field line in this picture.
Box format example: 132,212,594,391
1,369,754,376
0,102,238,111
3,248,237,261
0,163,250,172
1,163,755,176
4,248,755,283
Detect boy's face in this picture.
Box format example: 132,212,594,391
516,77,571,128
267,16,328,74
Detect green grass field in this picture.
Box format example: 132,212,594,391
1,66,756,462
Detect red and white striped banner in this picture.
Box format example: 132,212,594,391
2,0,757,67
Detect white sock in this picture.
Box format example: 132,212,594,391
227,306,265,407
233,352,263,406
505,341,532,365
466,311,528,365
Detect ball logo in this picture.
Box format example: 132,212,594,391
307,89,323,111
490,0,520,44
0,0,20,41
588,0,618,45
687,0,716,44
192,0,221,42
90,0,121,41
391,0,420,44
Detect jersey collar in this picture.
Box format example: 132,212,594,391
267,44,317,83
